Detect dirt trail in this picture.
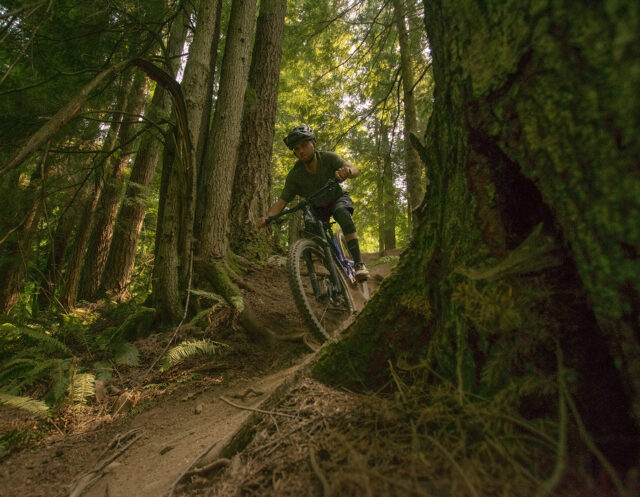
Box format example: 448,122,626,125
0,253,398,497
82,362,309,497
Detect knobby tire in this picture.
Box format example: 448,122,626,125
287,238,354,342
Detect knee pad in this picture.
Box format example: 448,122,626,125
333,207,356,235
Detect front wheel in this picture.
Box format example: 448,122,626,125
288,238,354,342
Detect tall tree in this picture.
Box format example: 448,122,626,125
100,14,189,299
152,0,226,322
392,0,423,226
230,0,287,255
315,0,640,483
192,0,258,307
378,121,396,252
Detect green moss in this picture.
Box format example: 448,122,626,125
202,260,244,312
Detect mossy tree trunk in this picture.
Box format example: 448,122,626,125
230,0,287,258
316,0,639,470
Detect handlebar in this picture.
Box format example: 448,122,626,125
266,178,339,225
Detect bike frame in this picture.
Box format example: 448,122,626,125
267,179,356,296
299,205,349,302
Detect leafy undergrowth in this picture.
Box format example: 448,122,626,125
0,260,311,459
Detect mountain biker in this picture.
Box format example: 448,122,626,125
257,125,369,281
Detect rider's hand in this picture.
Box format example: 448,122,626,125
335,165,352,182
256,216,269,228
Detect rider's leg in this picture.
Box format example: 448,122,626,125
332,206,359,259
333,204,369,280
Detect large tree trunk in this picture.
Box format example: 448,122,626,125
376,120,396,253
392,0,423,227
100,17,188,299
193,0,257,306
230,0,287,257
78,70,148,300
176,0,222,287
316,0,639,477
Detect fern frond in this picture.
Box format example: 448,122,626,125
112,342,139,367
94,360,113,383
0,392,49,417
68,373,95,404
46,359,72,405
14,326,72,356
159,339,228,372
0,358,39,385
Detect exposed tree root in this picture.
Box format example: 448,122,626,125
67,428,142,497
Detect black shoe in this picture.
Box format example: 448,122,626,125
355,262,369,282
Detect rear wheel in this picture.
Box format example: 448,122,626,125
288,238,354,342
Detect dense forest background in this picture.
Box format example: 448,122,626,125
1,0,639,495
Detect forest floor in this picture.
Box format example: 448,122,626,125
0,251,401,497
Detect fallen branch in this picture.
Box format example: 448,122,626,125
167,438,222,497
67,429,143,497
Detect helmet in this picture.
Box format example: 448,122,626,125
283,125,316,149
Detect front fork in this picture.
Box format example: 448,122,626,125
305,221,342,302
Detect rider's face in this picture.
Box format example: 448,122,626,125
293,140,315,163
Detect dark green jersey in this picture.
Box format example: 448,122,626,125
280,151,345,205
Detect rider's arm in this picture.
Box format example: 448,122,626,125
257,198,288,228
335,161,359,181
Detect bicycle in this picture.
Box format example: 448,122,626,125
267,179,369,342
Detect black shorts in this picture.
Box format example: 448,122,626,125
313,193,354,221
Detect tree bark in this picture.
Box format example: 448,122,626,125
316,0,640,471
230,0,287,257
193,0,257,305
392,0,423,227
78,70,148,300
176,0,221,285
101,12,189,299
380,123,396,251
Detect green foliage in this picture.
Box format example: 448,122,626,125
0,305,146,408
68,372,95,405
159,339,228,372
93,360,113,383
112,342,140,367
0,393,49,418
271,0,432,252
